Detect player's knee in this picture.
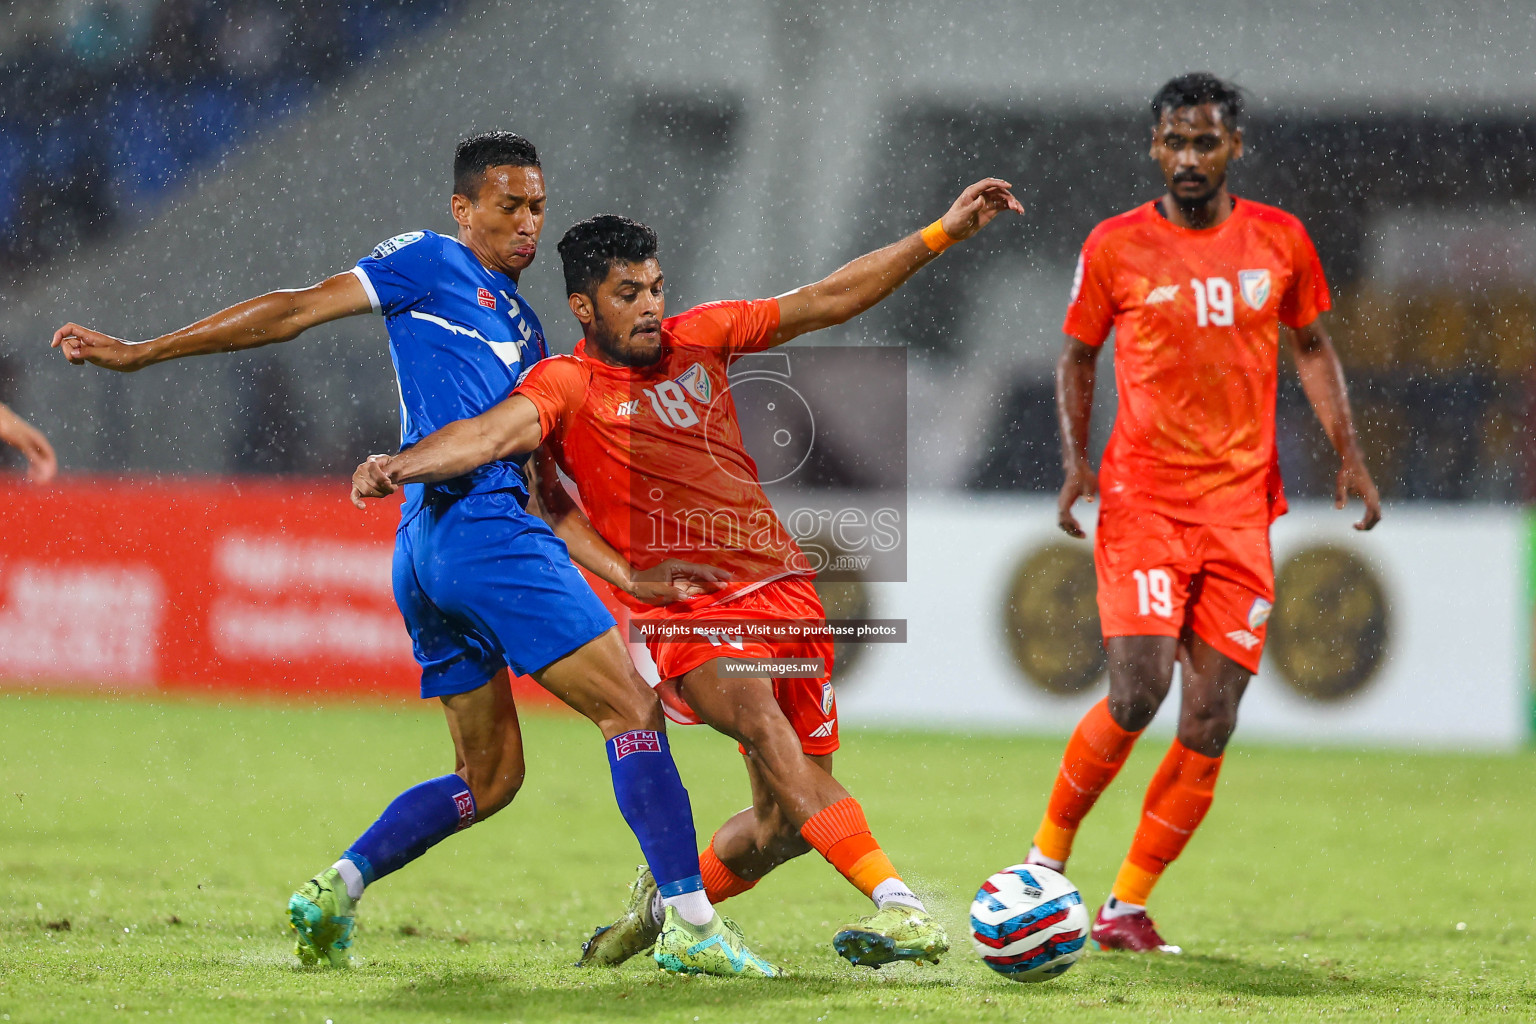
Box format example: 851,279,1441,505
1107,688,1162,732
595,670,665,736
1178,704,1237,756
736,714,803,769
464,758,525,819
1108,658,1172,730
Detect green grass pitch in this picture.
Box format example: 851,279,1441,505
1,693,1533,1023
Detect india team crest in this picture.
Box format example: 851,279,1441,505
1238,269,1272,310
820,681,835,715
675,362,712,403
1248,596,1273,631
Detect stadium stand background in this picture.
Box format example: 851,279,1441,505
1,0,1532,501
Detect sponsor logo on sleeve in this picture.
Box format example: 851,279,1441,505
477,287,497,310
1238,269,1272,310
612,729,663,759
369,230,426,259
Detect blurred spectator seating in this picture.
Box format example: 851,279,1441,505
0,0,462,278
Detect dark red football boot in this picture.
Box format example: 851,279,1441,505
1090,904,1182,953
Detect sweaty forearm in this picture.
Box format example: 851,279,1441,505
1056,351,1096,468
527,453,635,593
550,512,634,592
1295,346,1361,457
808,234,938,326
138,290,325,365
387,420,505,486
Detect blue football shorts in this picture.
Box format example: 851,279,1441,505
392,489,615,699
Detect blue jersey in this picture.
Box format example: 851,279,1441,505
351,229,548,516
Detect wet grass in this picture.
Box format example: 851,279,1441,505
1,692,1533,1022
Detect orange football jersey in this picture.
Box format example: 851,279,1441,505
1063,198,1331,526
515,299,809,613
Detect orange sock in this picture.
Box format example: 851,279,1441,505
1033,698,1141,863
800,798,905,901
1111,740,1223,906
698,835,757,905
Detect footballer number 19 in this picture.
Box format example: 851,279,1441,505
1190,276,1234,327
1133,567,1175,619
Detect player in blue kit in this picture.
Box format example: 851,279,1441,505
50,132,778,977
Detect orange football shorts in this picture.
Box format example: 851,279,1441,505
643,576,839,755
1094,504,1275,673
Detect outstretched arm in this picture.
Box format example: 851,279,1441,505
769,178,1023,345
0,402,57,482
1288,320,1381,530
350,394,546,506
1056,337,1100,538
52,271,373,372
524,449,728,606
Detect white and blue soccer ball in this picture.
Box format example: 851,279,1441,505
970,864,1090,981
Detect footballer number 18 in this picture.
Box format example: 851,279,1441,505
1133,567,1175,619
643,381,700,429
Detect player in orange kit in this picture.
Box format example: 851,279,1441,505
1030,72,1382,952
350,179,1023,967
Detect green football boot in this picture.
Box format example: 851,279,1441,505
652,906,782,977
288,867,356,968
576,864,661,967
833,903,949,967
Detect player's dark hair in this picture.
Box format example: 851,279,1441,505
453,132,540,201
1151,72,1243,126
558,215,659,297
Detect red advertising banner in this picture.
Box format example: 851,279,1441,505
0,475,583,704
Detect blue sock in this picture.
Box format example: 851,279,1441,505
340,774,477,889
606,730,703,896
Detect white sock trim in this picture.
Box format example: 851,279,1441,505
872,877,924,912
1102,896,1145,920
661,889,714,927
332,858,365,902
1026,845,1065,872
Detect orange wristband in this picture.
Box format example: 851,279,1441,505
920,219,956,253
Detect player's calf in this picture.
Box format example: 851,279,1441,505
704,803,813,901
536,631,725,935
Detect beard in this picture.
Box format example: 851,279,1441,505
1171,171,1224,211
592,314,664,368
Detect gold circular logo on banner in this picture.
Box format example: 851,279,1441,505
1268,545,1389,701
1001,542,1106,695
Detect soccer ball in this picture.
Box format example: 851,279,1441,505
970,864,1090,981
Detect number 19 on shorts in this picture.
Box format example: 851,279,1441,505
1133,568,1175,619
